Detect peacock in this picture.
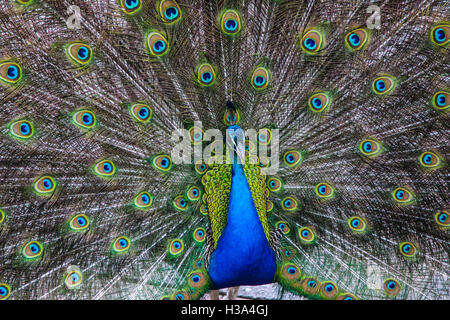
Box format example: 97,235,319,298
0,0,448,301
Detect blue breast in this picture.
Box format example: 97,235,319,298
208,163,276,289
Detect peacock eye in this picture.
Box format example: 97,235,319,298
308,92,332,113
66,43,93,66
320,281,338,299
150,155,172,173
72,109,97,130
434,210,449,227
33,176,57,195
392,187,414,205
267,177,282,192
111,236,130,254
359,138,383,158
275,221,290,235
418,151,442,170
315,182,335,199
223,108,240,125
186,186,201,201
172,195,189,211
64,267,83,289
15,0,33,6
22,240,43,260
298,227,316,243
281,196,299,212
188,126,204,145
197,63,216,86
146,31,169,57
158,0,182,23
129,104,152,123
93,159,116,177
251,67,270,90
0,61,23,85
168,239,184,257
220,9,242,35
9,119,34,140
120,0,142,14
0,283,11,300
431,91,449,110
283,150,303,168
281,263,301,281
193,227,206,243
69,214,90,231
372,75,397,95
134,191,152,209
348,216,368,233
430,24,449,46
345,28,369,51
399,241,417,258
300,28,324,54
383,278,401,296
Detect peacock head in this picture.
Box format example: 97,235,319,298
226,124,245,164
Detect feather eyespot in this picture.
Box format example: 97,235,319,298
15,0,33,5
300,28,324,54
435,210,449,228
69,214,90,232
298,227,316,244
372,75,397,95
172,195,189,212
158,0,182,24
392,187,414,205
281,196,299,212
188,271,207,289
186,186,201,201
315,182,335,199
383,278,401,297
345,28,369,51
283,150,303,168
146,31,169,57
300,277,321,296
22,240,43,260
168,239,184,257
308,92,332,113
251,67,270,90
220,9,242,35
348,216,368,233
66,42,92,66
359,138,383,158
112,236,130,254
194,161,208,175
418,151,442,170
0,61,23,85
151,155,172,173
64,266,83,289
134,191,152,209
9,119,34,140
223,108,240,125
33,176,56,196
275,221,290,235
431,24,449,46
282,246,296,261
129,104,152,123
120,0,142,14
200,203,208,215
320,281,339,299
281,263,302,281
189,127,204,145
431,91,449,111
267,177,282,192
0,283,11,300
92,159,116,178
197,63,216,86
257,128,272,145
399,242,417,258
172,290,190,300
193,227,206,243
266,200,274,212
337,293,358,300
71,109,97,130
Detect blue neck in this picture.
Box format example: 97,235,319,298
208,163,276,289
